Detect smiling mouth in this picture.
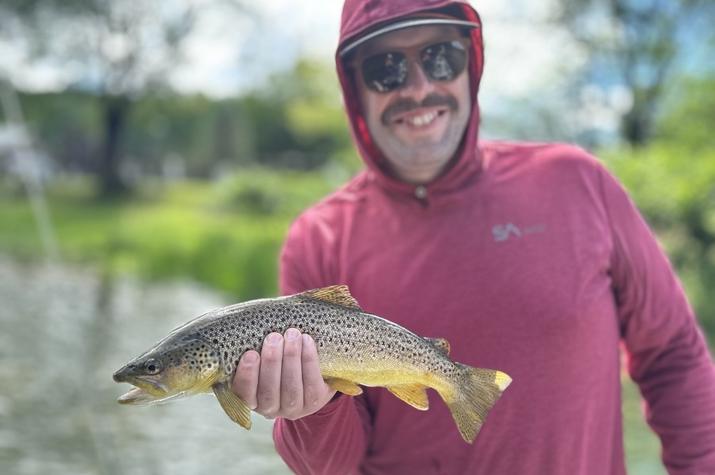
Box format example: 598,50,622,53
393,108,448,128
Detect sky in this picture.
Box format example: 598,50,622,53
165,0,615,141
0,0,666,143
0,0,584,99
169,0,585,100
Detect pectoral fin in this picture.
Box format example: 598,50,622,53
387,384,429,410
325,378,363,396
213,382,252,430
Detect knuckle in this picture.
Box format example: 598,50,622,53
282,389,300,409
262,346,282,364
232,377,252,399
301,348,318,365
232,383,248,400
257,390,275,407
257,401,279,418
235,365,255,383
281,371,298,389
303,389,321,409
283,341,301,359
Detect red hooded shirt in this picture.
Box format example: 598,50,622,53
272,1,715,474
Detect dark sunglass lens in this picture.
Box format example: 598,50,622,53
421,41,467,82
362,52,408,93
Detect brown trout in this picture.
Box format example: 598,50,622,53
113,285,511,442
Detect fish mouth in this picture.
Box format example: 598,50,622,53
117,387,160,405
113,367,169,403
117,386,189,406
115,378,169,405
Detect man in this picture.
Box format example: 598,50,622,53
232,0,715,473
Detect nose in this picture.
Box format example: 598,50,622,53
399,59,435,102
113,363,135,382
113,368,126,382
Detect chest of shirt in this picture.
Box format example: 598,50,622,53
333,183,617,365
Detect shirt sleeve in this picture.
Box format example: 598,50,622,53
272,213,372,474
600,165,715,473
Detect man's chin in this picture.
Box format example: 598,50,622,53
392,123,449,145
384,147,454,171
391,141,457,161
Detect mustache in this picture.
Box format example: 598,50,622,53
381,93,459,125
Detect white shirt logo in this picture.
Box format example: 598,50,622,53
492,223,546,242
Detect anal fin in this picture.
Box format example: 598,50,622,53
387,384,429,410
213,382,252,429
325,377,363,396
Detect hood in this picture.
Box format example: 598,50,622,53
336,0,485,200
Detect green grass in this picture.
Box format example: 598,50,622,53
622,377,666,475
0,171,335,300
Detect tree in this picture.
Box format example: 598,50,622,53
237,59,355,171
656,76,715,151
0,0,202,196
553,0,715,146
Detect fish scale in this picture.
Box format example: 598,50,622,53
113,285,511,443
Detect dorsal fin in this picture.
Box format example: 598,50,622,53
300,285,362,310
426,337,451,356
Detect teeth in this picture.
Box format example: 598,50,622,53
408,111,438,127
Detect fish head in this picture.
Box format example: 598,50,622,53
113,333,220,405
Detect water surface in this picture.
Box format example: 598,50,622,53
0,257,290,475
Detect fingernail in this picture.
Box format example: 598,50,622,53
267,333,282,345
243,351,257,364
285,328,300,340
302,334,313,346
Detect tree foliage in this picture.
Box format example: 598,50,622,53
13,59,357,183
655,76,715,151
602,74,715,339
0,0,201,196
553,0,715,146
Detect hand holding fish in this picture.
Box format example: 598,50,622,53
113,285,511,443
232,329,337,420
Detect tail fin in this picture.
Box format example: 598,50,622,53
442,364,511,443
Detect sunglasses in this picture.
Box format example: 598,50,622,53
360,40,468,93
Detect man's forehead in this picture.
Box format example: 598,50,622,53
357,24,463,57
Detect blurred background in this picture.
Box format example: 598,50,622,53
0,0,713,474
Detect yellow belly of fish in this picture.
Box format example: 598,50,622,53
320,356,454,410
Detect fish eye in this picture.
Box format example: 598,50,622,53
144,359,162,375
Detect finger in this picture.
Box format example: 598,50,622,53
233,350,260,409
256,332,284,417
280,328,303,417
301,334,335,414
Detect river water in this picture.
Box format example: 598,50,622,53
0,257,290,475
